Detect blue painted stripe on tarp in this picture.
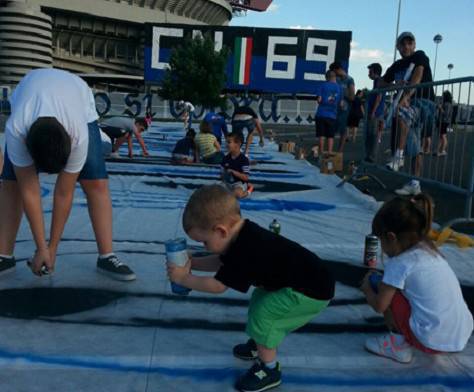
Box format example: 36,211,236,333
66,199,335,212
240,199,335,211
0,349,472,388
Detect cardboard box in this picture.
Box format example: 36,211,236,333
320,152,343,174
279,141,296,153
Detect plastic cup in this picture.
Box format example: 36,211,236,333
165,238,192,295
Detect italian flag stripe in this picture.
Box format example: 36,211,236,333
233,37,253,85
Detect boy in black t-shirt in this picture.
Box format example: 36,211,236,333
167,185,335,392
221,132,253,199
172,128,197,164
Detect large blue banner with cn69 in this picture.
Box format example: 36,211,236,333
144,23,351,95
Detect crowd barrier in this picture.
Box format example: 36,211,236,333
361,76,474,228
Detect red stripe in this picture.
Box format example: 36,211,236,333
244,38,253,85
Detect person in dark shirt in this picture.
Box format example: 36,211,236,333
347,89,365,143
231,105,265,157
167,185,335,392
221,132,252,199
380,32,436,191
172,128,197,164
365,63,386,162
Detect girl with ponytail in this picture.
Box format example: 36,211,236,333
360,194,473,363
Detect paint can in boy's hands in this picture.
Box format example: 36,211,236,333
269,219,281,235
165,238,192,295
363,234,379,268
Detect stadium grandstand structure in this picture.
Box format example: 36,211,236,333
0,0,238,85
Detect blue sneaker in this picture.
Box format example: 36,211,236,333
235,360,282,392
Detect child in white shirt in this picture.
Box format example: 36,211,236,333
361,194,473,363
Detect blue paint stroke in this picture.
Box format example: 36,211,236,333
240,199,335,211
0,348,472,389
69,198,335,212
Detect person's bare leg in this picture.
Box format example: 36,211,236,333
327,137,334,154
338,128,348,152
397,117,409,151
415,154,423,177
319,136,326,154
0,180,24,255
80,179,113,254
257,343,277,363
244,132,255,156
113,136,127,153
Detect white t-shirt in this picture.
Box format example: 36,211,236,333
383,245,473,351
5,68,98,173
183,101,195,113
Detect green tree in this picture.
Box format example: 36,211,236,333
158,35,229,108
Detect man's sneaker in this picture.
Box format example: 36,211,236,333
110,151,120,158
0,256,16,276
97,255,136,281
365,333,413,364
395,180,421,196
386,156,404,171
233,339,258,361
235,360,282,392
247,184,255,195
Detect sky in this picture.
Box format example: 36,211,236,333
230,0,474,91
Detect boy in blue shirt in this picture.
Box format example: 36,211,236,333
315,70,342,154
221,132,252,198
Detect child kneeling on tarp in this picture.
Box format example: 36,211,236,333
361,194,473,363
167,184,335,392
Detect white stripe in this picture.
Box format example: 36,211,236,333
239,38,247,84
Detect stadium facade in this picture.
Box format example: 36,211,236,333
0,0,233,85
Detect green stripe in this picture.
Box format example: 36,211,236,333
233,37,242,84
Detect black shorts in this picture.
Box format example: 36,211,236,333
347,114,362,128
315,117,336,138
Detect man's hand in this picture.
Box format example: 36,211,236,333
166,259,191,284
28,247,54,276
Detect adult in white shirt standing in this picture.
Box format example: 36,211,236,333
0,68,135,281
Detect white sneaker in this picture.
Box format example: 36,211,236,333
395,180,421,196
386,156,404,171
110,151,120,158
365,333,413,364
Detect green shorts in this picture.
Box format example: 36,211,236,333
246,287,330,349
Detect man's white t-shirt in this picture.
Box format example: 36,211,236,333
383,245,473,351
5,68,98,173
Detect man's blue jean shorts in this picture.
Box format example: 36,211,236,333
1,121,108,181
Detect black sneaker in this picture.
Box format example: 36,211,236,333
97,255,136,281
0,256,15,276
235,360,282,392
233,339,258,360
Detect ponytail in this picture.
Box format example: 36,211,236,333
373,193,437,253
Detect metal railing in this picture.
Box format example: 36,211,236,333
361,76,474,228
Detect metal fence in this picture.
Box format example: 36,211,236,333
361,76,474,228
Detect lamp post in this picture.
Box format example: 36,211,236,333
432,34,443,80
447,63,454,79
393,0,402,62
